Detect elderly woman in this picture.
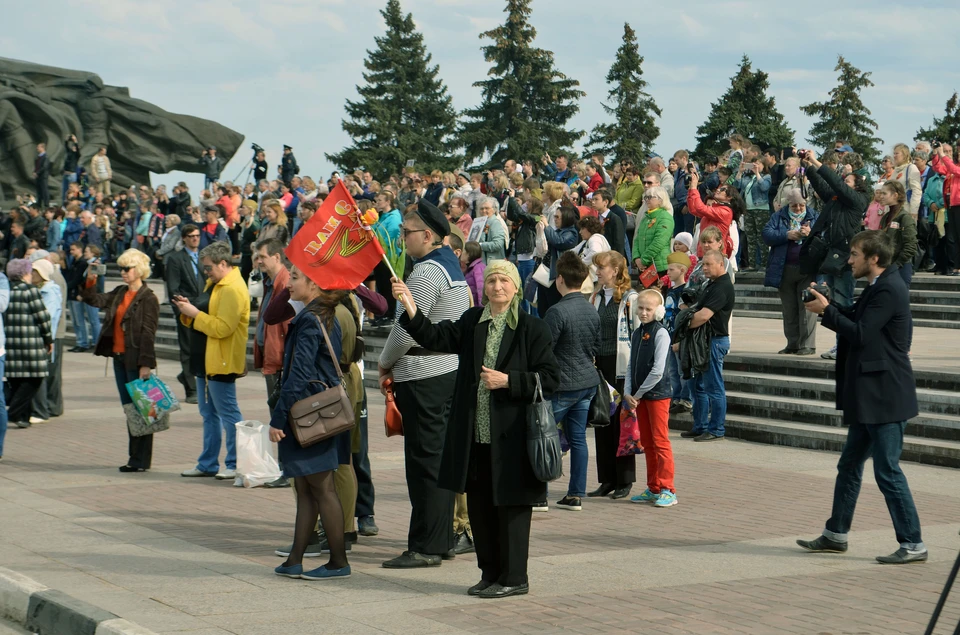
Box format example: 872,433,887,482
477,196,507,263
891,143,922,217
5,260,53,429
631,185,675,277
81,249,159,471
153,213,182,278
28,259,62,425
269,266,352,581
762,190,819,355
773,157,808,211
389,260,559,598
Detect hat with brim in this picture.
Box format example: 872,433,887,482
32,258,53,281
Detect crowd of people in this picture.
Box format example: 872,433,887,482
0,130,944,593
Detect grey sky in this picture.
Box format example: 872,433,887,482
5,0,959,193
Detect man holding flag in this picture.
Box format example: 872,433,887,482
378,200,472,569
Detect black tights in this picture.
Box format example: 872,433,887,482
285,471,348,569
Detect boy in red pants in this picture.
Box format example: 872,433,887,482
624,289,677,507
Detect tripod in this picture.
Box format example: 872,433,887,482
925,531,960,635
232,159,255,188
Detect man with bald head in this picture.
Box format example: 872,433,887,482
503,160,517,177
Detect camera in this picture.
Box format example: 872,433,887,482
932,140,942,149
797,149,809,160
85,263,108,277
684,162,696,187
801,283,831,304
251,143,264,155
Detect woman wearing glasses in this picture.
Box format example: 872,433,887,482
686,173,744,260
81,249,160,472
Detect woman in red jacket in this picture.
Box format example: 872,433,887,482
686,172,745,258
930,143,960,276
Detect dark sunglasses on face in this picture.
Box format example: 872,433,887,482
202,265,214,272
118,266,134,273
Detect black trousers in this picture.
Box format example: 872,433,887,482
594,354,635,487
36,178,49,209
8,378,43,423
394,372,456,555
114,357,153,469
467,443,532,587
353,392,376,518
373,261,396,319
175,319,197,395
32,339,64,419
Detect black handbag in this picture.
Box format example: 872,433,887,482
526,373,562,482
798,235,829,276
587,369,612,427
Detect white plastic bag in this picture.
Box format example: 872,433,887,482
235,420,282,488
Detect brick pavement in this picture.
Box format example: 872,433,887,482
1,351,960,634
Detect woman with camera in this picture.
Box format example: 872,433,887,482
686,172,739,258
930,143,960,276
81,249,160,472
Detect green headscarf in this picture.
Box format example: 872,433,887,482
481,259,522,329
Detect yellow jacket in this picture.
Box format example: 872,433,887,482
182,267,250,376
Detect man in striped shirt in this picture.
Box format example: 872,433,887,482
379,200,471,569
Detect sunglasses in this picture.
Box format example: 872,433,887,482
642,181,655,186
118,266,134,273
202,265,214,273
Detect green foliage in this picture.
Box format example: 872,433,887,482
694,55,794,160
801,55,883,166
326,0,460,179
584,23,661,164
916,92,960,145
458,0,585,168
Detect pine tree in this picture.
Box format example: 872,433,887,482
800,55,883,166
326,0,459,178
916,92,960,145
585,23,660,164
458,0,585,168
693,55,794,160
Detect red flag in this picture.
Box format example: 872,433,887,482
284,180,385,290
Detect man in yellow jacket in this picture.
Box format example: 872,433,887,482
171,241,251,480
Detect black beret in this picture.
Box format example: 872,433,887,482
416,199,449,238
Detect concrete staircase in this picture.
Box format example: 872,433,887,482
734,271,960,330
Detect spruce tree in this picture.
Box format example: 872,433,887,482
800,55,883,166
585,23,661,164
326,0,459,178
693,55,794,160
458,0,585,168
916,92,960,145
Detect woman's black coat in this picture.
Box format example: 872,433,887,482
401,306,560,506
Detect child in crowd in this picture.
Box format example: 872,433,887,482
659,232,698,287
664,252,692,414
687,226,735,293
461,241,485,307
625,289,676,508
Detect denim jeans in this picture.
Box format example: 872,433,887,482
667,347,690,402
516,258,537,317
61,172,77,203
194,376,242,473
551,387,594,497
691,336,730,436
824,421,924,548
822,269,855,309
0,356,7,458
70,300,101,348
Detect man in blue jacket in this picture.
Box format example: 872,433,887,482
797,230,925,565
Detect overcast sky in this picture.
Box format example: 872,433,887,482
5,0,960,193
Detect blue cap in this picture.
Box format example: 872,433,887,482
837,145,854,153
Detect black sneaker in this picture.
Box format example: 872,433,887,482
454,532,475,554
382,551,441,568
876,547,928,564
555,496,582,511
532,501,549,512
693,432,723,442
319,537,353,554
679,430,701,438
275,531,322,558
358,516,379,536
796,535,848,553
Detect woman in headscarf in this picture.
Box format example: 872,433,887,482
390,260,560,599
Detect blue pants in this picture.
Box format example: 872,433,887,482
61,172,77,203
194,376,242,473
0,356,7,458
70,300,101,348
691,336,730,437
551,387,594,498
824,421,923,548
667,347,690,402
516,258,537,316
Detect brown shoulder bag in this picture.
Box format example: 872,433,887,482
288,313,356,448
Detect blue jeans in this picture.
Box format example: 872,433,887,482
516,258,537,317
0,356,7,458
61,172,77,203
822,269,855,309
667,347,690,402
194,376,242,473
824,421,924,548
551,387,594,497
70,300,101,348
691,336,730,436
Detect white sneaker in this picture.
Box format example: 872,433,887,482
233,476,244,487
29,416,47,424
215,469,237,480
532,501,549,512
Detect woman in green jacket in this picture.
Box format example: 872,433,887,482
631,186,675,276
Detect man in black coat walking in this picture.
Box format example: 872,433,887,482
164,225,206,403
34,143,50,209
797,230,926,564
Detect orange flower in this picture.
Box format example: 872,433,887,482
642,332,651,341
360,209,379,227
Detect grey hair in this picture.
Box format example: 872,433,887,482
644,185,674,214
912,150,929,162
479,196,500,214
6,259,32,280
649,157,665,169
199,241,233,265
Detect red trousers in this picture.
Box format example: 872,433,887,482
636,399,675,493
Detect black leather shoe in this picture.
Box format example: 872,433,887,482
263,476,290,488
13,421,30,429
796,536,848,553
876,547,928,564
118,465,146,473
795,348,816,356
68,346,84,353
184,394,198,404
382,551,441,568
478,582,529,599
587,483,614,497
454,532,475,555
694,433,722,442
778,348,798,355
467,580,494,596
610,485,633,499
344,531,358,544
679,430,701,438
441,549,456,560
